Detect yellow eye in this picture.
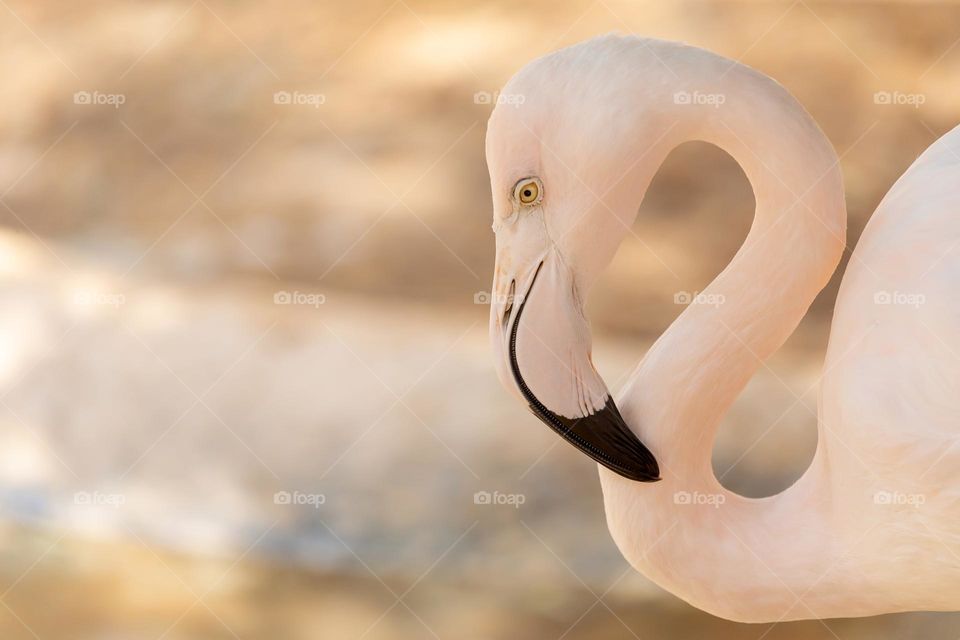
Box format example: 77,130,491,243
514,178,542,206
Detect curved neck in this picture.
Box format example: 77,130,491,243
633,84,846,473
600,54,847,621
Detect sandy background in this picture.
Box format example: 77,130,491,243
1,1,959,638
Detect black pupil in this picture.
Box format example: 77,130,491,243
523,189,532,198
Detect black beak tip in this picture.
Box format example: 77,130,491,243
617,459,661,483
527,396,662,484
606,438,661,482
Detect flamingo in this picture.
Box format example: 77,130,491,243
486,34,960,622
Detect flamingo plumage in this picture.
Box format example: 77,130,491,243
486,34,960,622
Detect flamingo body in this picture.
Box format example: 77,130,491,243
485,35,960,621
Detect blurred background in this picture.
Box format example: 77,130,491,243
1,1,959,638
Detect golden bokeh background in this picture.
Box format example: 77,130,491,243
1,1,959,638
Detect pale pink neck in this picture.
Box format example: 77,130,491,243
597,60,848,620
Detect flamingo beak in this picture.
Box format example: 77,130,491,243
490,254,660,482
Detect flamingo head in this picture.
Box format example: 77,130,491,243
485,36,668,482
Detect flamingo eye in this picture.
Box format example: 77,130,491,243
513,177,542,206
